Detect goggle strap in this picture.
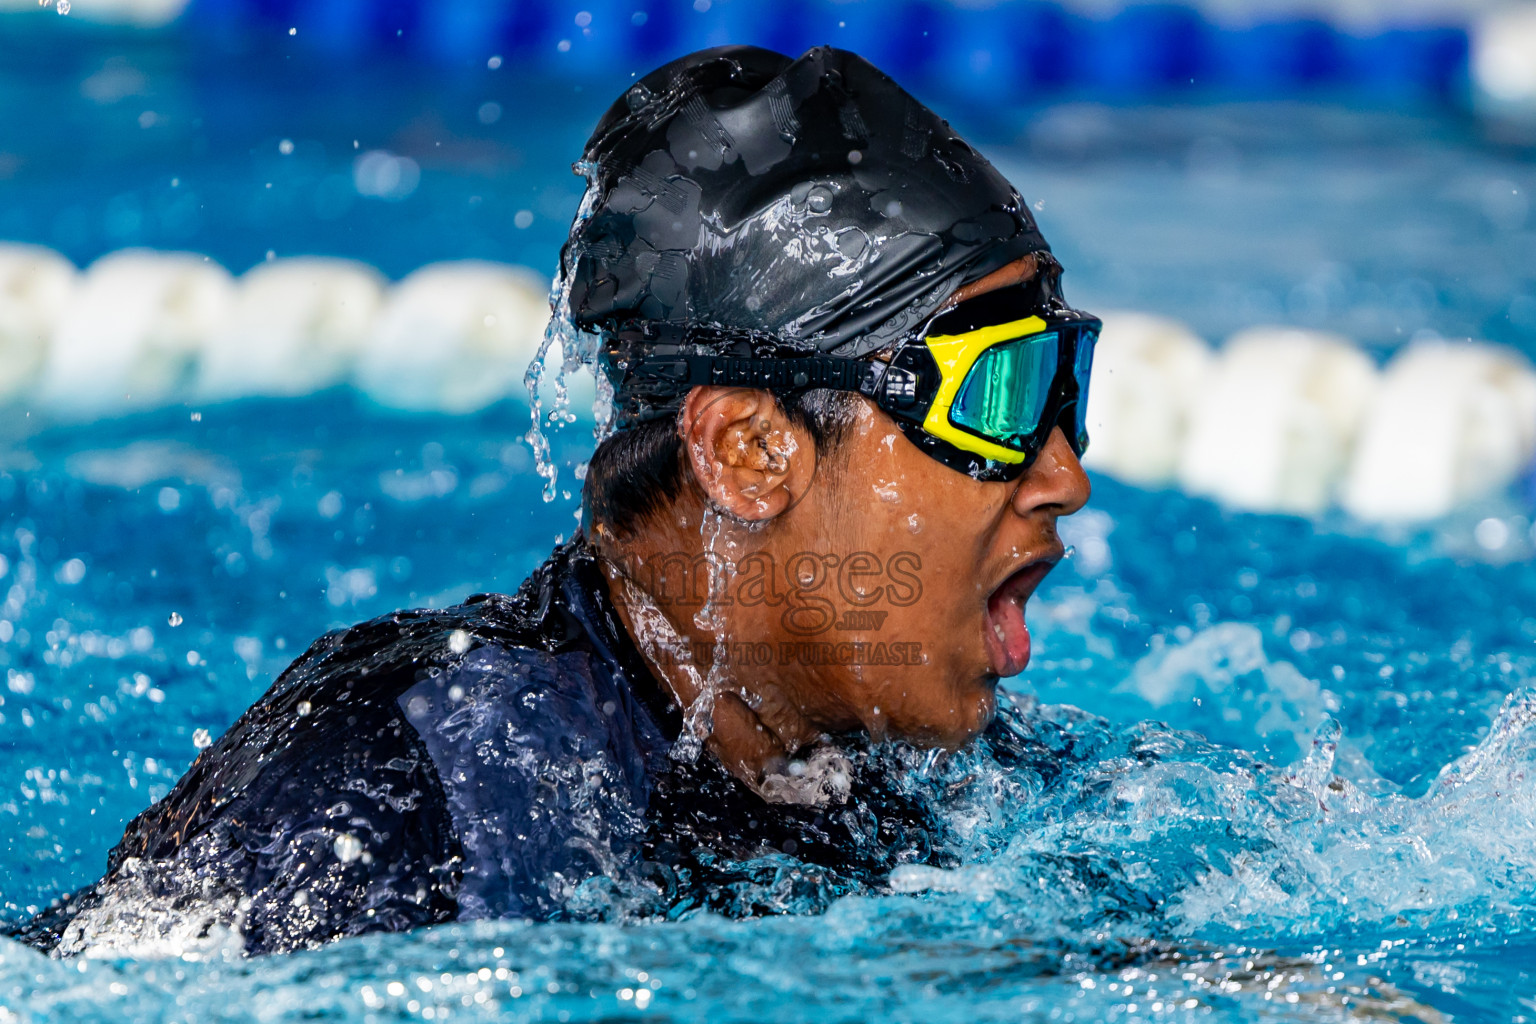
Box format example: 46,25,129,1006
624,352,887,400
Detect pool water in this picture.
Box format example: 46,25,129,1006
5,393,1536,1021
6,23,1536,1024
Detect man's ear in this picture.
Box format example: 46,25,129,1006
678,386,815,521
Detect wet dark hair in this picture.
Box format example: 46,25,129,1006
585,389,860,538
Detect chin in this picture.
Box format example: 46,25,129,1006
892,678,998,750
952,679,1000,745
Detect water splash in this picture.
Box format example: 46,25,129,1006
613,575,705,764
521,293,561,504
680,505,738,760
524,162,604,504
590,369,617,446
47,837,250,961
756,745,854,806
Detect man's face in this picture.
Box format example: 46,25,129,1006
628,257,1091,757
769,407,1090,748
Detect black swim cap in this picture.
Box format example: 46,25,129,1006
559,44,1051,424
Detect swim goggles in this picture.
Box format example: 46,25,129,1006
605,260,1099,482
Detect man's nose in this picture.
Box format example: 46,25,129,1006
1010,427,1091,519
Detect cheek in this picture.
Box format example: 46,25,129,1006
879,596,977,656
845,490,995,603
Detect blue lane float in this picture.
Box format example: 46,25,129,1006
36,0,1481,100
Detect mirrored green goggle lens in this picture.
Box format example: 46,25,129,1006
950,332,1059,451
1072,330,1098,451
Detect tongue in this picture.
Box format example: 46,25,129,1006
984,590,1032,677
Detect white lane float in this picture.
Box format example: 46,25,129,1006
5,239,1536,526
354,261,552,414
0,243,75,404
1343,340,1536,522
197,257,385,400
38,249,235,417
1471,3,1536,125
1081,311,1212,487
1177,327,1378,516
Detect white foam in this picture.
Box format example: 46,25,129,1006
0,243,75,403
355,261,551,414
1120,621,1337,761
1178,327,1378,515
50,843,249,962
38,249,235,417
197,257,384,400
1343,339,1536,522
1082,311,1212,487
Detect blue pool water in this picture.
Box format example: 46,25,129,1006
6,22,1536,1024
7,396,1536,1021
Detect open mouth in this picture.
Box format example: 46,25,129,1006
983,554,1060,678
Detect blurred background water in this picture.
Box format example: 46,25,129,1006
4,6,1533,352
5,1,1536,1022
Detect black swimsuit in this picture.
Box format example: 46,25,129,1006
15,539,953,955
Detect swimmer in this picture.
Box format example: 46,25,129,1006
13,45,1093,955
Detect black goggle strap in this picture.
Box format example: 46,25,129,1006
611,282,1096,427
618,348,888,403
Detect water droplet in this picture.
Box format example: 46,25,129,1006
333,833,364,863
167,612,183,627
192,728,211,749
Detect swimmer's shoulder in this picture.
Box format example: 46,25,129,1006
117,545,609,852
259,539,592,713
29,546,638,952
